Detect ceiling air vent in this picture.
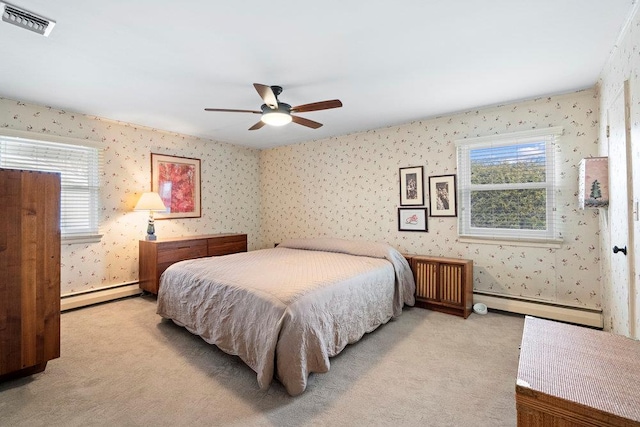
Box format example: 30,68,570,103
1,2,55,37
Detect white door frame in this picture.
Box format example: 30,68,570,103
607,81,636,338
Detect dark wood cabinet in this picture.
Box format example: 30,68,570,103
0,169,61,381
138,233,247,294
410,255,473,318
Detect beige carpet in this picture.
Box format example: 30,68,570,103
0,296,524,426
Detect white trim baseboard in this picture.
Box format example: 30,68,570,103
474,293,603,328
60,283,604,328
61,283,142,311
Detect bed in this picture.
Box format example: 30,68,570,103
156,237,415,395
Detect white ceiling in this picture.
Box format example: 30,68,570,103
0,1,634,149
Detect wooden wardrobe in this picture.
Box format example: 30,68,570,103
0,168,61,381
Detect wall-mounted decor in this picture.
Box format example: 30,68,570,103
399,166,424,206
579,157,608,208
398,207,428,232
429,174,457,217
151,153,201,219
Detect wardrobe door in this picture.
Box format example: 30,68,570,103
0,169,61,380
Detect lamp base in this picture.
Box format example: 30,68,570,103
145,213,157,241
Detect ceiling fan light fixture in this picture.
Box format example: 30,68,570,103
204,84,341,130
261,110,292,127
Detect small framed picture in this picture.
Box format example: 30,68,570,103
429,174,457,217
579,157,609,208
398,208,428,232
399,166,424,206
151,153,201,219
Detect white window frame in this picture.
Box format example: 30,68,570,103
0,129,103,244
456,127,563,244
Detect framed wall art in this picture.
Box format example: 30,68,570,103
429,174,457,217
398,207,428,232
578,157,609,208
399,166,424,206
151,153,201,219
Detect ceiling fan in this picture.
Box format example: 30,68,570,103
204,83,343,131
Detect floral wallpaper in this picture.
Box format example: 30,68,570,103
0,87,606,312
261,89,602,310
598,4,640,337
0,97,262,295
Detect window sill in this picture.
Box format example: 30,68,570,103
62,234,103,245
458,236,563,249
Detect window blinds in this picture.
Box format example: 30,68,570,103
0,134,103,238
456,127,563,242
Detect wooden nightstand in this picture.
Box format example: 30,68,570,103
409,255,473,318
138,233,247,294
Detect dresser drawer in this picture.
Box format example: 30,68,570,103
139,234,247,294
208,235,247,256
157,240,207,263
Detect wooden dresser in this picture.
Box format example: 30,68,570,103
138,233,247,294
0,169,61,381
408,255,473,318
516,316,640,426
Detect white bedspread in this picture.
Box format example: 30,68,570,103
156,238,415,395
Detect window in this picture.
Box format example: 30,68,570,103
456,127,563,243
0,130,103,243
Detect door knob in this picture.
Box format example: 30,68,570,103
613,246,627,256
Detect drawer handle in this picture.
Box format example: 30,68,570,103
178,246,192,250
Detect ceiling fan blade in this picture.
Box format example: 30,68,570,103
249,120,266,131
291,99,342,113
291,115,323,129
253,83,278,109
204,108,261,114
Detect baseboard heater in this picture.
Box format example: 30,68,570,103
59,283,603,328
60,282,142,312
473,292,603,328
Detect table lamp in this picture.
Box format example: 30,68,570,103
134,192,167,241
